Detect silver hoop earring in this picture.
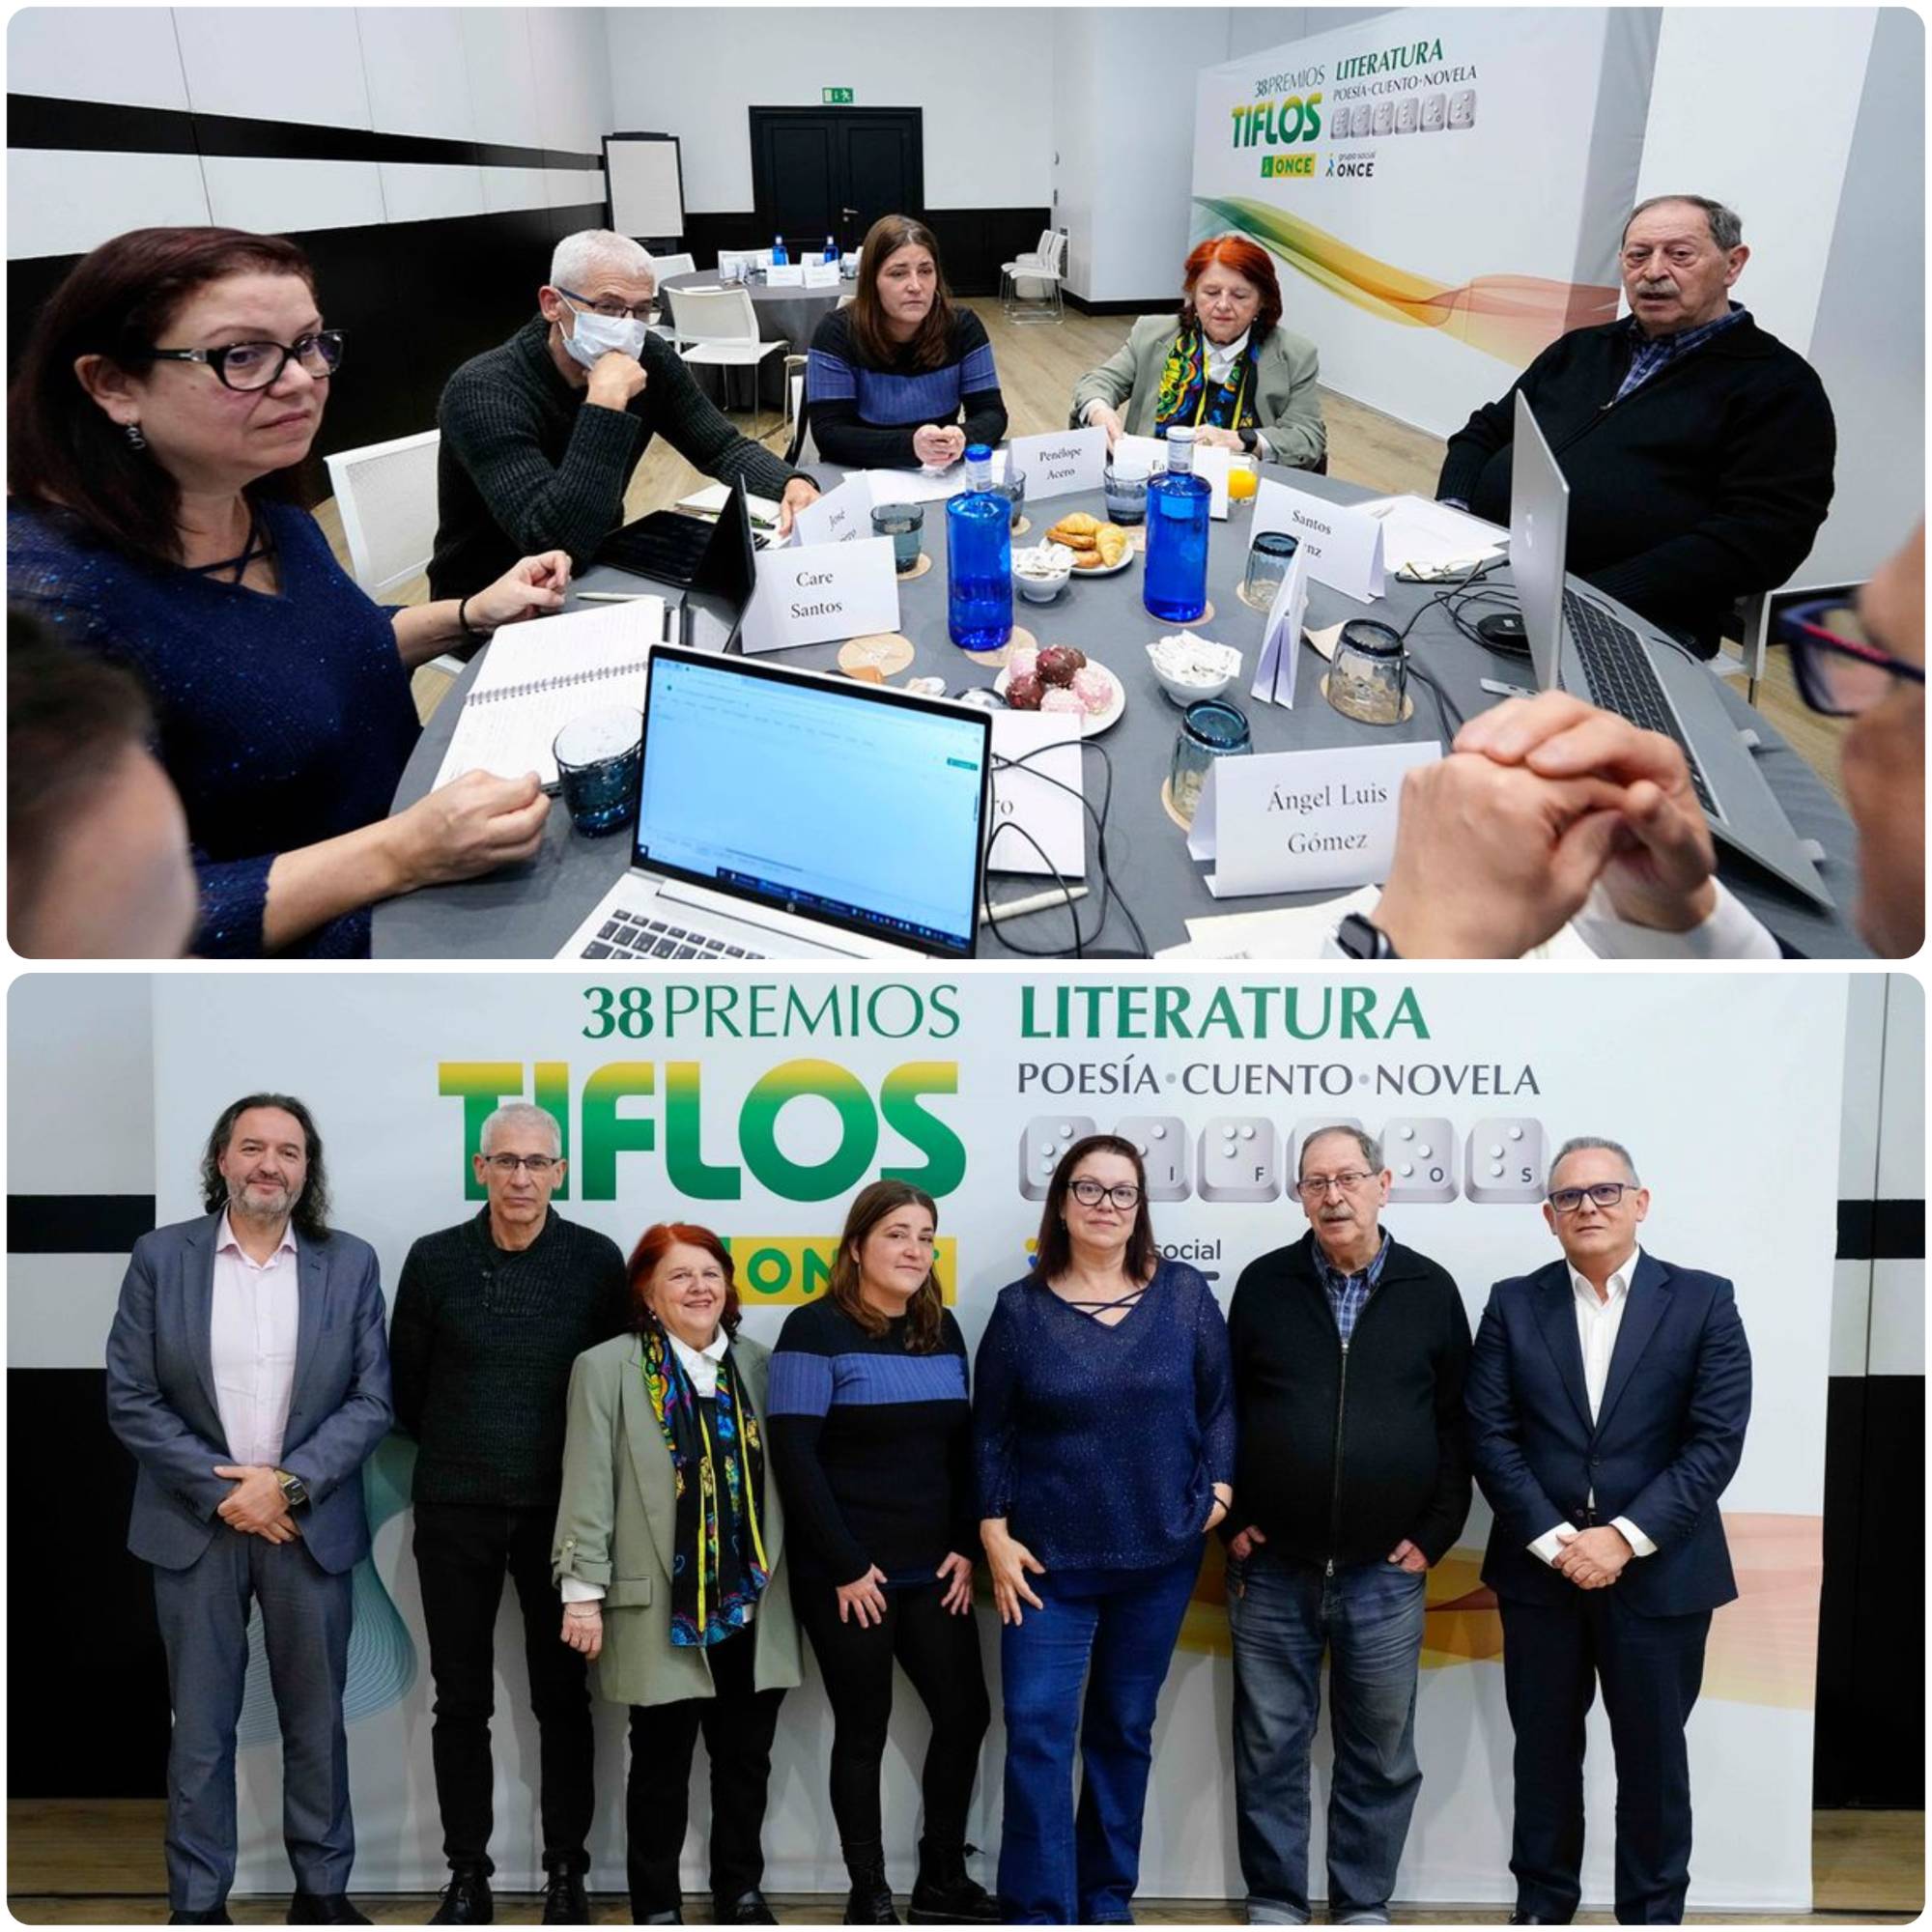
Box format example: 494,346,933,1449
124,423,148,450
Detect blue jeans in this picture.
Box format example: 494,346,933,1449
1227,1548,1427,1924
997,1553,1201,1924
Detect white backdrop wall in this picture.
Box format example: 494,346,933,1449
86,970,1848,1910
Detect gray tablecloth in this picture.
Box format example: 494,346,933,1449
375,471,1868,960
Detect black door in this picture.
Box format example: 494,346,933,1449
749,107,923,254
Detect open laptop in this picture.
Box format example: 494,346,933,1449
1509,391,1832,909
599,473,761,609
556,643,993,962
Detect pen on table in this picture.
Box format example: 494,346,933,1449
576,591,657,603
981,886,1090,924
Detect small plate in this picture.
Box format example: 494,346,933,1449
1061,545,1136,579
993,660,1126,736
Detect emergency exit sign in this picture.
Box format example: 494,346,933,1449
822,87,854,103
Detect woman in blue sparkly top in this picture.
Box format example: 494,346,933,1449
8,226,575,956
974,1132,1236,1924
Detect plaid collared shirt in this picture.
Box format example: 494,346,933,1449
1313,1229,1391,1344
1613,302,1749,403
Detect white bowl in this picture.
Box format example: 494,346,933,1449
1013,560,1070,603
1147,643,1237,706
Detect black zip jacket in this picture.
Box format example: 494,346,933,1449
1226,1230,1472,1567
1435,312,1834,655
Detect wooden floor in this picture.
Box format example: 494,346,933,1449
313,300,1850,808
7,1800,1919,1923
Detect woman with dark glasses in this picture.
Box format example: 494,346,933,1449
8,226,570,956
974,1132,1235,1923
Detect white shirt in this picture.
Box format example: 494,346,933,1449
209,1211,299,1469
1570,879,1781,960
1528,1245,1657,1567
560,1326,733,1605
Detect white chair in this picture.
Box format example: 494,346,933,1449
321,428,468,676
1712,590,1773,706
652,251,696,279
1001,227,1066,325
667,284,789,439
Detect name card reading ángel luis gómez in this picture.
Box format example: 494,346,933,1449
1186,739,1440,896
738,535,900,654
1006,427,1107,502
1252,479,1387,602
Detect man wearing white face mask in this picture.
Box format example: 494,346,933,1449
430,230,819,600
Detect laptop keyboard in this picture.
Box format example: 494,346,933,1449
579,907,767,961
1564,590,1718,818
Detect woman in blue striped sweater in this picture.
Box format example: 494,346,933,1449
766,1181,998,1926
805,216,1008,469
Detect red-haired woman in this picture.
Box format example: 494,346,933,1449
7,226,570,957
1070,234,1324,469
553,1224,800,1925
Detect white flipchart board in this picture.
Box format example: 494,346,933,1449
605,133,684,242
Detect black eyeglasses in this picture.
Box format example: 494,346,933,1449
556,285,661,325
1547,1182,1635,1214
1068,1179,1143,1209
146,330,345,393
1777,598,1925,718
481,1153,559,1177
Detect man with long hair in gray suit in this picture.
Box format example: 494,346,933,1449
106,1094,392,1926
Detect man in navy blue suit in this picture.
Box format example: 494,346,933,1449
1466,1137,1750,1926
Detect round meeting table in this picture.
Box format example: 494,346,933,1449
374,467,1870,961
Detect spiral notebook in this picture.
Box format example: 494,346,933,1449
432,596,669,790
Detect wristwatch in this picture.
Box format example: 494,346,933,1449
1334,911,1402,959
275,1468,309,1510
1238,427,1260,453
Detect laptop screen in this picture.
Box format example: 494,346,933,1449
1509,389,1570,694
633,647,990,957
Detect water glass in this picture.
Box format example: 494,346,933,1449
871,503,924,574
1103,463,1150,524
1328,619,1409,725
1167,698,1253,825
992,467,1028,531
554,707,642,838
1240,530,1300,611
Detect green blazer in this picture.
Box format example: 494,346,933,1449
1069,312,1326,469
553,1330,801,1709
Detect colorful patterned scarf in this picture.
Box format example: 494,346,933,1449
1152,325,1259,434
639,1317,770,1647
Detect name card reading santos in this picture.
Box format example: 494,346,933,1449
739,535,900,654
1252,480,1387,602
1186,739,1440,897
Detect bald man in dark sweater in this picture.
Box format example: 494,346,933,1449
389,1103,628,1926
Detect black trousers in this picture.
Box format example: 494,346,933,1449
1499,1590,1713,1925
794,1577,991,1852
412,1500,596,1875
625,1630,786,1917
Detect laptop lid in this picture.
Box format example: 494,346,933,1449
1510,389,1569,693
683,482,758,652
631,643,992,958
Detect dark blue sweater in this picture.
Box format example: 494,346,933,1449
973,1259,1236,1572
8,497,421,956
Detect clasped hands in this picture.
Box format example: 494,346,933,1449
213,1463,298,1544
1551,1522,1634,1590
1374,691,1718,958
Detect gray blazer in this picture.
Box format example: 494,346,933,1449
104,1210,393,1575
554,1331,802,1709
1070,312,1327,469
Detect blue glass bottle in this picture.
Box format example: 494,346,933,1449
824,234,838,263
771,234,789,267
1144,425,1211,623
947,443,1013,652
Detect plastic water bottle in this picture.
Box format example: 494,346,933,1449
771,235,789,267
824,234,838,263
947,443,1013,653
1144,426,1211,623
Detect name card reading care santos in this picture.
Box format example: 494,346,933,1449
739,535,900,654
1005,426,1107,502
1186,739,1440,897
1253,479,1387,602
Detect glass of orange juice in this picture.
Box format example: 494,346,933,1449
1227,451,1261,502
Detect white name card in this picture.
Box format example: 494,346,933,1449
790,474,871,548
738,535,899,654
1192,443,1234,519
1005,427,1107,502
802,260,841,288
987,714,1086,879
1250,542,1311,707
1111,432,1170,475
1253,479,1387,602
766,263,805,287
1186,739,1441,897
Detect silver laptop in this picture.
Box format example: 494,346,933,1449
557,643,993,962
1509,391,1832,909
